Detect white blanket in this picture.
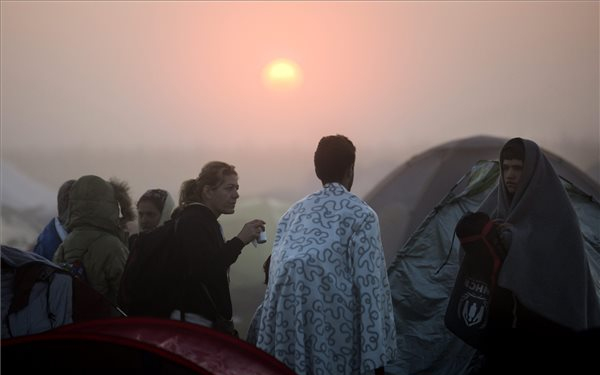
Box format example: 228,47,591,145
255,183,398,375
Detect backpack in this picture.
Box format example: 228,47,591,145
1,245,121,338
1,246,72,338
444,212,513,351
118,218,181,318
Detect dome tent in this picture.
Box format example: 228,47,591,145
364,135,600,266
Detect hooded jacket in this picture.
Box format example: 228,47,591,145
53,175,129,304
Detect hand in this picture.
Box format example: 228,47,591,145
236,219,266,245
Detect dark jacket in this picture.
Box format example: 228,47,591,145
174,204,244,321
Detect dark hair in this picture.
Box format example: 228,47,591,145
57,179,76,224
137,189,168,212
178,161,237,206
314,135,356,184
500,138,525,163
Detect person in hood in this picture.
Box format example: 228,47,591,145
31,179,76,260
137,189,175,232
53,175,133,305
254,135,397,375
474,137,600,372
128,188,175,249
485,137,600,331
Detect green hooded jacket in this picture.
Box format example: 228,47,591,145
54,175,129,304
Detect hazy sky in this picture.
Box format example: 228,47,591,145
2,1,598,203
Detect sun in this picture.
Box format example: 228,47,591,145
262,58,302,90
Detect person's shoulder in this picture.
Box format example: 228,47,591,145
344,192,378,217
34,219,60,245
284,191,316,209
91,231,128,252
180,203,211,216
177,204,214,226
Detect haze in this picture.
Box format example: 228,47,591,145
2,1,598,204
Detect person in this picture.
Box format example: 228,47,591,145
128,188,175,249
169,161,265,336
254,135,398,375
53,175,133,306
31,179,76,260
473,137,600,373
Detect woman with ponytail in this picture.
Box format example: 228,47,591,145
170,161,265,336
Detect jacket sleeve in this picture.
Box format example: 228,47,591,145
94,236,128,305
177,212,244,274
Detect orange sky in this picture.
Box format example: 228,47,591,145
1,1,598,200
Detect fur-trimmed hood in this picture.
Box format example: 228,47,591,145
65,175,135,236
109,177,136,225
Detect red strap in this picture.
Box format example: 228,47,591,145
458,220,495,245
458,220,503,289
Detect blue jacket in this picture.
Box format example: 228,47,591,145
32,218,64,261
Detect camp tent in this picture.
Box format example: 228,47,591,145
376,158,600,375
365,135,600,266
1,317,297,374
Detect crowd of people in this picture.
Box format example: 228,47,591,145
16,135,600,375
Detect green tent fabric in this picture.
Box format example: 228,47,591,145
385,160,600,375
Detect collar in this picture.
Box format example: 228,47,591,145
323,182,348,192
54,217,68,241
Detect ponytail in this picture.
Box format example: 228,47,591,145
178,161,237,207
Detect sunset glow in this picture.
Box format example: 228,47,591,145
263,59,302,89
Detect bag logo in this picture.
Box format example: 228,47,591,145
457,277,490,328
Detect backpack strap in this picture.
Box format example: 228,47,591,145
59,231,111,281
457,219,495,245
458,219,504,290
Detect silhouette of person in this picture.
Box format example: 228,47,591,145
254,135,397,375
32,179,75,260
473,137,600,373
169,161,265,336
54,175,133,305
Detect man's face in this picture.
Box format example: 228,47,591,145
502,159,524,194
137,201,162,232
206,174,240,216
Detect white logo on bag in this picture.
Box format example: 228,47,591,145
463,277,489,295
458,277,490,328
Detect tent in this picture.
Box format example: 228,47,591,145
364,135,600,266
380,159,600,375
1,317,297,375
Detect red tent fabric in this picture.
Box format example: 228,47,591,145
2,317,297,375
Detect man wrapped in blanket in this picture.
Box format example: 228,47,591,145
253,135,398,375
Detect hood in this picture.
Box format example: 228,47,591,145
65,175,121,235
159,191,176,226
